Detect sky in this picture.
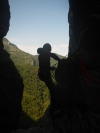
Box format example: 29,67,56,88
7,0,69,56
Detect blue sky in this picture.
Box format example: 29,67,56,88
7,0,69,56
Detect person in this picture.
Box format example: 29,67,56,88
37,43,60,82
37,43,62,120
37,45,51,82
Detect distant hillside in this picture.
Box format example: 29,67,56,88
3,38,39,66
3,38,66,67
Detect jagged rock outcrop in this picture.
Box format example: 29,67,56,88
68,0,100,56
0,46,24,132
0,0,10,39
68,0,100,132
0,1,24,132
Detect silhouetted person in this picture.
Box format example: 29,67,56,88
37,43,61,89
37,43,53,81
37,43,60,82
37,43,55,107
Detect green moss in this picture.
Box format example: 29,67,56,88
17,64,50,120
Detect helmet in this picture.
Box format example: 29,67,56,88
43,43,51,52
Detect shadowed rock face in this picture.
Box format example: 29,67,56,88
0,1,24,132
68,0,100,56
0,46,24,131
0,0,10,39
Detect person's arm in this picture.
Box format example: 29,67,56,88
50,53,60,61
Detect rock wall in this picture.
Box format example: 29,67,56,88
0,0,10,39
68,0,100,56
